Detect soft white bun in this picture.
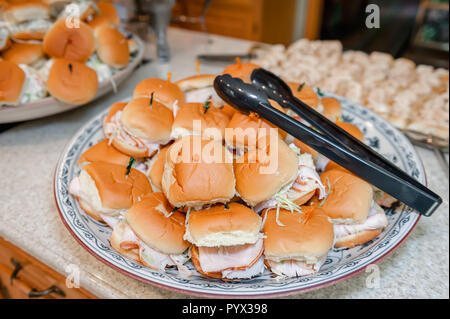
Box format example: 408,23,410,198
120,97,174,144
133,78,185,110
43,18,95,62
77,162,152,214
3,1,50,24
46,58,98,105
162,135,235,208
234,137,299,206
147,145,170,192
171,102,230,140
263,206,334,263
175,74,216,92
185,203,262,247
94,25,129,68
77,139,131,166
1,42,43,66
319,169,373,224
0,60,25,106
126,192,190,255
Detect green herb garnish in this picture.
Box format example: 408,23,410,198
68,63,73,73
203,100,211,114
297,82,305,92
317,88,324,97
126,157,135,175
150,91,154,107
171,207,179,214
224,203,229,209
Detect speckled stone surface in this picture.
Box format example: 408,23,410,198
0,29,448,299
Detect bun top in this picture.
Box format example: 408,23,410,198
225,105,287,150
288,82,319,109
234,137,299,206
46,58,98,105
175,74,216,92
133,78,185,110
83,162,152,210
43,18,95,62
186,202,262,247
94,25,129,68
126,192,190,255
336,121,364,142
0,60,25,105
105,101,127,124
319,169,373,223
1,42,43,66
322,97,342,122
95,2,120,26
148,144,170,192
77,139,131,166
3,1,50,24
222,61,260,83
120,97,174,144
162,135,235,207
263,206,334,262
222,62,260,83
172,102,231,139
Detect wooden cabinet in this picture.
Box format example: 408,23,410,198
0,237,96,299
171,0,297,45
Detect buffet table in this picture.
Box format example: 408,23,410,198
0,28,448,299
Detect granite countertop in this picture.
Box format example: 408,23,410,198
0,28,448,299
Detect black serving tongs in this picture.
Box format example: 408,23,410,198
214,68,442,216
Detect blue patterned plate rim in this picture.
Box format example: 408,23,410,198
53,92,426,298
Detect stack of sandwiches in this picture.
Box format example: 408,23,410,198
68,59,394,280
0,0,136,106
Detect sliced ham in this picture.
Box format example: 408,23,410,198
267,254,327,277
222,255,266,279
198,238,264,273
333,202,388,239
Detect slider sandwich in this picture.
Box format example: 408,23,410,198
94,25,129,68
2,1,53,41
170,102,231,140
77,139,132,167
146,144,170,192
46,58,98,105
87,1,120,30
68,162,152,227
225,104,287,154
110,192,191,275
263,206,334,277
234,137,325,211
0,60,25,106
187,203,265,280
221,60,261,117
319,169,389,249
1,42,45,68
175,74,224,107
162,135,235,210
319,122,397,208
103,97,174,158
134,77,185,115
43,18,95,62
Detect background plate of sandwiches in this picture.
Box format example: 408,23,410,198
0,0,145,123
53,82,426,297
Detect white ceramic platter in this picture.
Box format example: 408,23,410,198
0,35,144,124
54,93,425,297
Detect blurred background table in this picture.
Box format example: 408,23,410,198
0,28,448,299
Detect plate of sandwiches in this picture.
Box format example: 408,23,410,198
54,60,425,297
0,0,144,123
